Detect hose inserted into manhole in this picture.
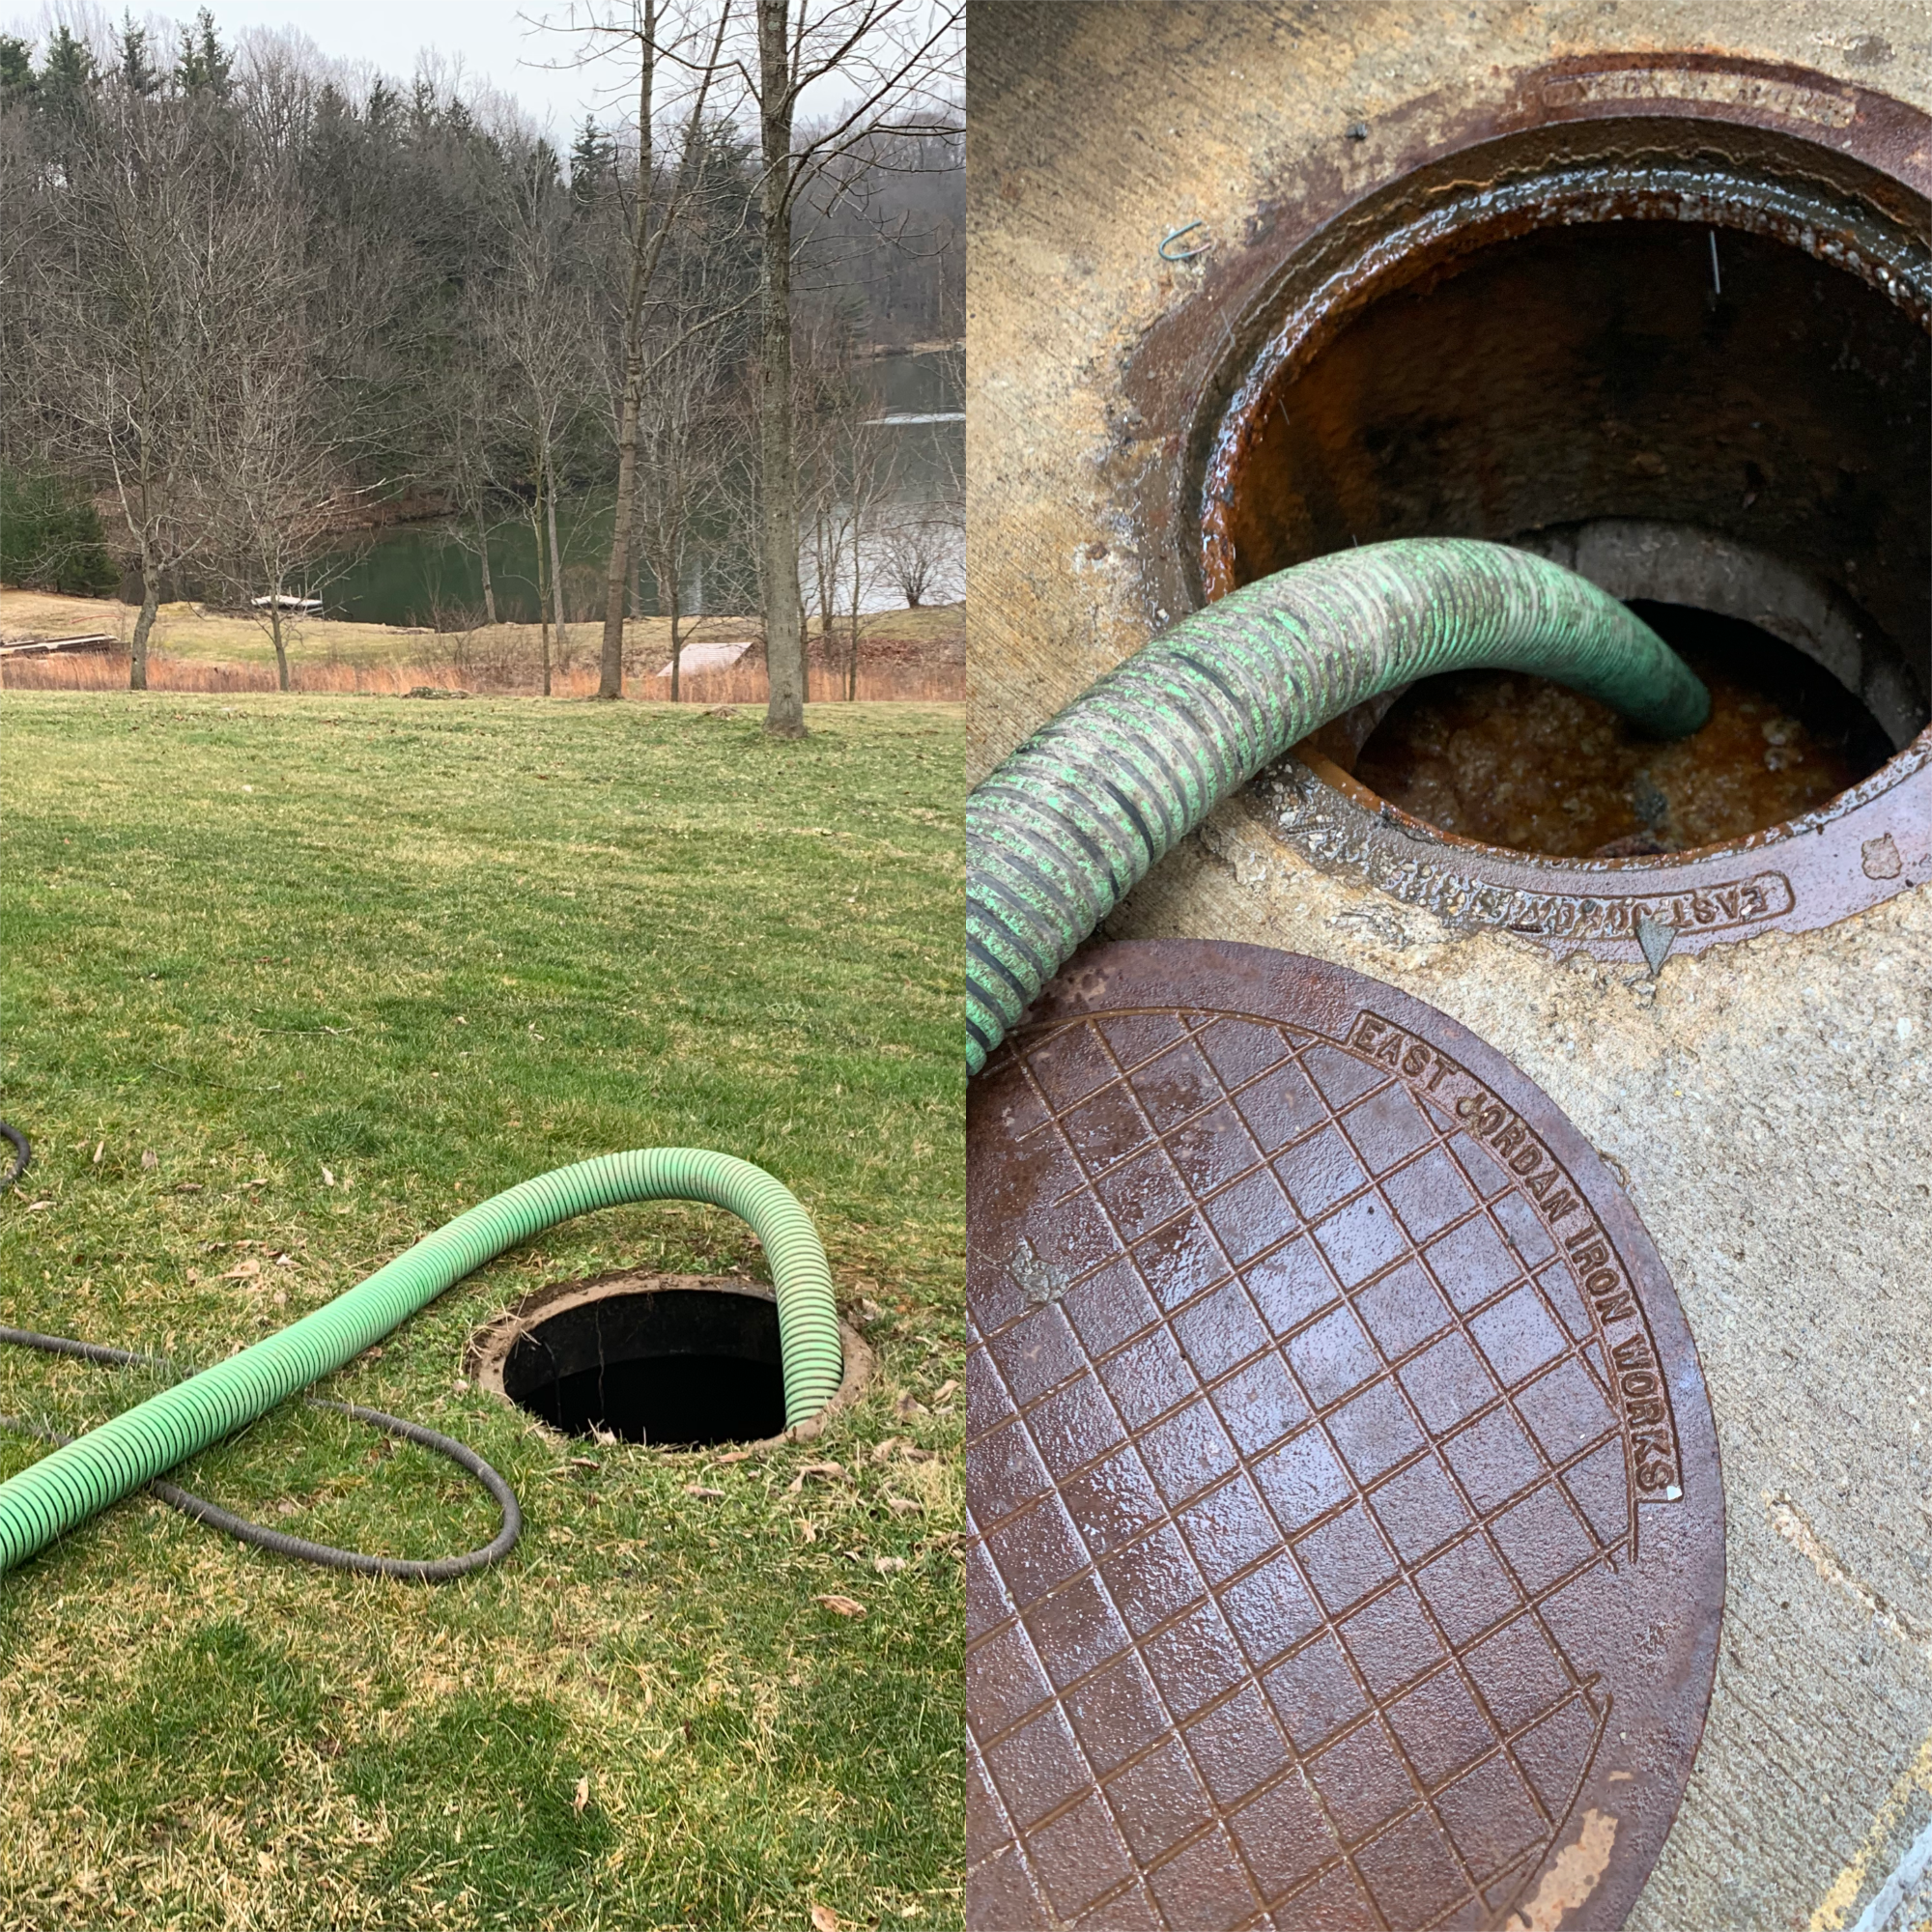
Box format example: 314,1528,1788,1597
0,1140,841,1580
966,537,1710,1070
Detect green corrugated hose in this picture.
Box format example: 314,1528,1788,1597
0,1149,841,1579
966,537,1710,1071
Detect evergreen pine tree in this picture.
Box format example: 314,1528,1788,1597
39,24,96,115
117,14,160,96
0,34,35,96
569,116,612,212
175,8,231,97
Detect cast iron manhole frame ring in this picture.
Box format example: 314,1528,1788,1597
967,939,1723,1931
467,1271,875,1449
1117,49,1931,962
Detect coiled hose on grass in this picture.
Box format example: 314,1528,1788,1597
0,1137,841,1580
966,537,1710,1071
0,1322,523,1583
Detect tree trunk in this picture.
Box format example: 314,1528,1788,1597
129,568,158,692
756,0,805,738
597,0,659,702
600,335,645,699
545,455,566,687
848,518,863,701
814,515,835,642
533,473,552,696
270,599,289,692
601,344,643,700
478,513,497,626
669,582,682,702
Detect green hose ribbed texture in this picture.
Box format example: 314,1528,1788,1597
966,537,1710,1071
0,1150,840,1578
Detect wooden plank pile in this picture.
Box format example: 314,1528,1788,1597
0,633,117,658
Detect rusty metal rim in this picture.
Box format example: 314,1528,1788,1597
1200,164,1929,608
1118,50,1932,958
465,1270,874,1449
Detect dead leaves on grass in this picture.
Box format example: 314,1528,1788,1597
213,1242,298,1282
785,1460,847,1494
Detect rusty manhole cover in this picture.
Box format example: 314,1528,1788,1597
966,942,1721,1931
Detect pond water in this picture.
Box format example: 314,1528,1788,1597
319,349,962,628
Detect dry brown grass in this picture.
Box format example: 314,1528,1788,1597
0,649,959,703
0,589,966,701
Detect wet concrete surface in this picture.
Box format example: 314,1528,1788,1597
970,6,1932,1926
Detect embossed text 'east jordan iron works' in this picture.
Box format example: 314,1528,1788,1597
966,941,1722,1932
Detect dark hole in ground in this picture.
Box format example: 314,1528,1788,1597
501,1289,785,1446
1350,603,1895,858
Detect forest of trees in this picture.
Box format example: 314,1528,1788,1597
0,4,962,724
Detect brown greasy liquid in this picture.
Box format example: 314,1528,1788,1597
1351,603,1896,859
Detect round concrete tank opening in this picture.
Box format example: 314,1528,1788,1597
1198,120,1930,862
500,1283,787,1446
471,1274,873,1447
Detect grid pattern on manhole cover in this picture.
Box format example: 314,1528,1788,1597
964,957,1717,1932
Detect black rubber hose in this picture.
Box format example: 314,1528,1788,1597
0,1119,521,1581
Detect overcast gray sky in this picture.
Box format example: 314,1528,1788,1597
207,0,626,132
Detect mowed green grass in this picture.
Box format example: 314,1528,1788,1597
0,693,963,1931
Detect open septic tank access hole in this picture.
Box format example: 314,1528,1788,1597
469,1275,870,1447
1122,84,1932,946
1204,159,1929,859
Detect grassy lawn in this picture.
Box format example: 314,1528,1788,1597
0,692,963,1931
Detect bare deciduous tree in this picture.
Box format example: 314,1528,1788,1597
201,333,346,690
879,503,956,611
188,158,352,691
23,81,254,686
794,319,895,700
436,345,509,626
571,0,742,699
738,0,961,736
0,12,961,711
486,151,592,696
632,299,738,697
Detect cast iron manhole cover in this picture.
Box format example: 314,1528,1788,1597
966,941,1721,1931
